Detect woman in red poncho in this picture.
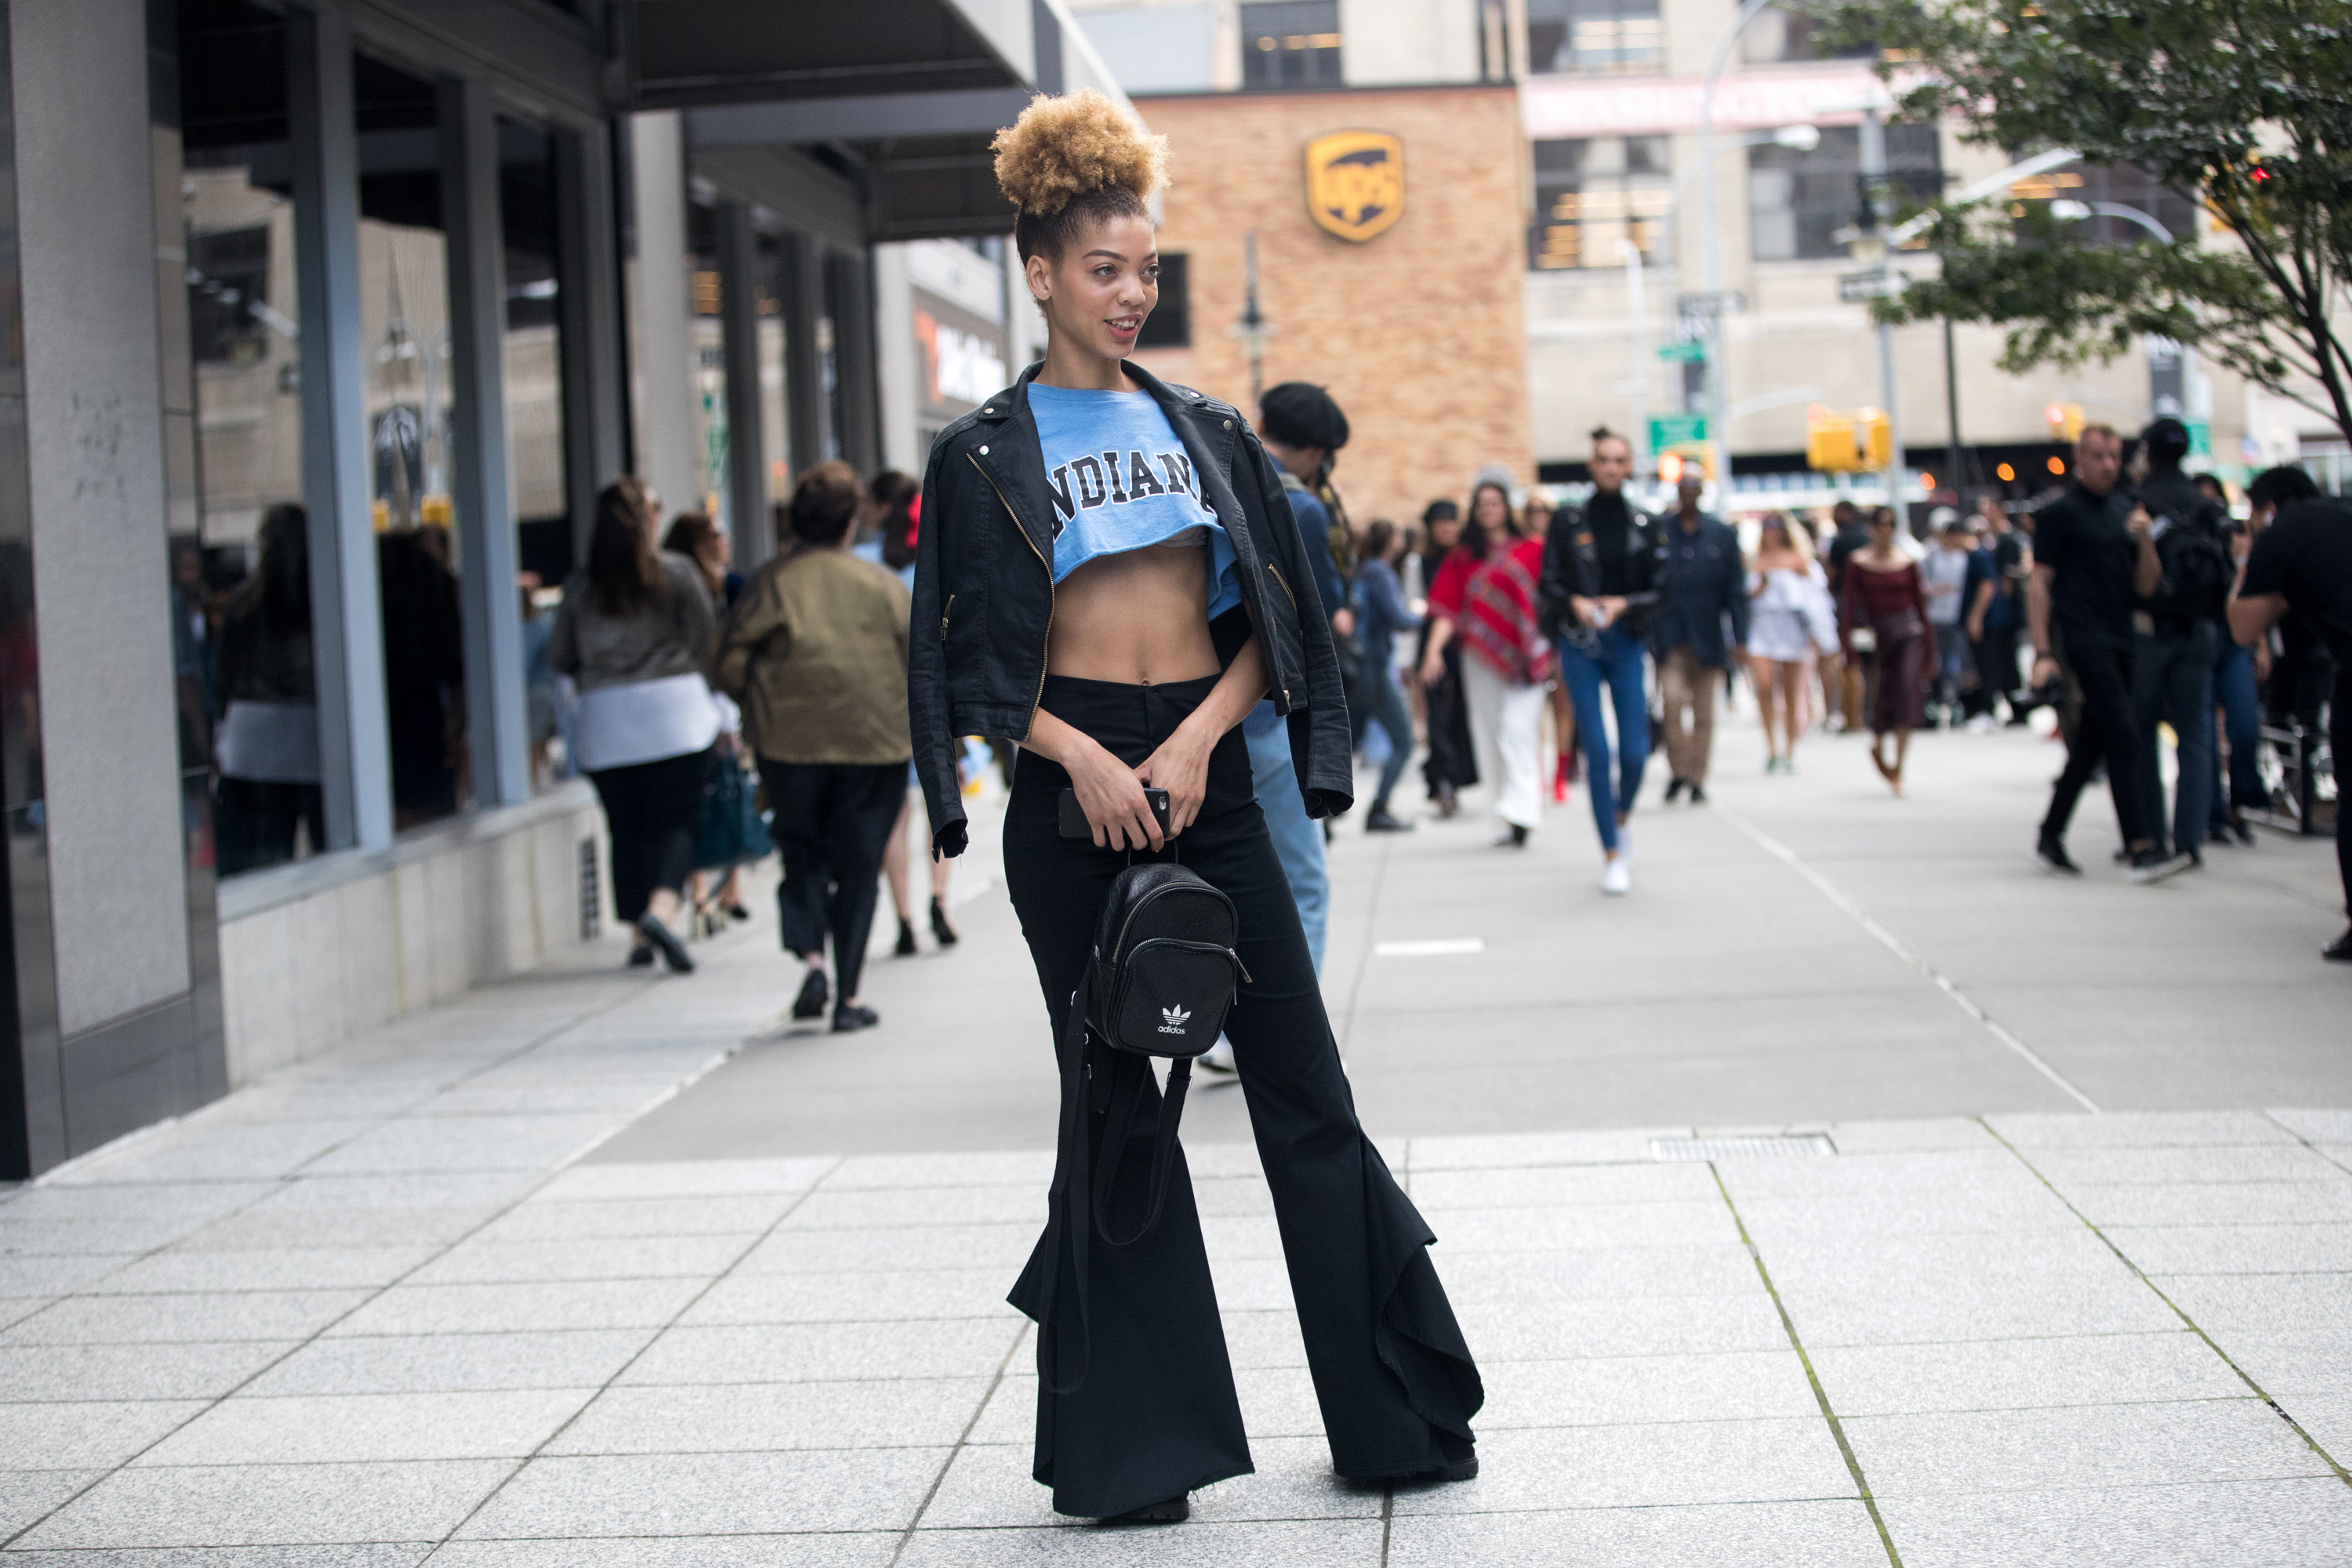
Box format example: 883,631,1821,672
1417,479,1552,845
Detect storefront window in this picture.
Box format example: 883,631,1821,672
1526,0,1664,76
356,53,466,830
1748,124,1940,263
1528,137,1668,270
177,0,316,877
1240,1,1341,89
757,228,791,511
687,196,729,529
499,120,575,793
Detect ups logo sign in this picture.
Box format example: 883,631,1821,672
1305,130,1403,242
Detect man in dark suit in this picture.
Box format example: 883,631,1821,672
1651,472,1751,803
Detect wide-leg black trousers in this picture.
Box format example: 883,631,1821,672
1004,673,1483,1520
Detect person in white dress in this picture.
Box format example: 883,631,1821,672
1745,512,1835,772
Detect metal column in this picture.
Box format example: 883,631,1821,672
441,74,530,810
558,123,630,565
831,249,882,478
1860,109,1905,516
781,230,829,476
715,200,772,566
288,6,393,851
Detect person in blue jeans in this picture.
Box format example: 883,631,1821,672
1537,427,1660,896
1350,519,1422,832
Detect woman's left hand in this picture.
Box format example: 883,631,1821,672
1136,721,1214,837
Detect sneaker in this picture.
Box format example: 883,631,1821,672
1782,757,1798,776
2128,849,2196,884
1664,777,1687,803
1364,807,1414,833
2324,927,2352,963
1686,782,1708,804
1764,756,1780,774
832,1003,880,1033
791,967,829,1020
1492,823,1530,848
1602,856,1631,896
1966,713,1997,734
1198,1039,1237,1074
2035,833,2082,877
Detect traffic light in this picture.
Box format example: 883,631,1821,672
1807,406,1892,472
2045,401,2085,442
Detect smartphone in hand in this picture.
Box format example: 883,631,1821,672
1058,786,1173,842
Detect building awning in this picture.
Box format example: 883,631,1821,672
616,0,1127,242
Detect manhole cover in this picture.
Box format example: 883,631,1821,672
1650,1134,1837,1161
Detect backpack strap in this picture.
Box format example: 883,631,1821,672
1090,1053,1192,1248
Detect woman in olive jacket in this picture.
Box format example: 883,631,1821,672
907,91,1482,1527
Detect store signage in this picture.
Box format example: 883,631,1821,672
1520,64,1930,140
1838,270,1904,302
1305,131,1404,242
916,308,1008,409
1650,412,1708,450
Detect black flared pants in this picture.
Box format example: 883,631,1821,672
1004,674,1483,1520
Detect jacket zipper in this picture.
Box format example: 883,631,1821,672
1265,561,1297,612
967,451,1054,719
941,593,955,642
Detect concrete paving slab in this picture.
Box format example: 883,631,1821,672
1455,1293,1794,1360
1475,1349,1820,1428
676,1268,1019,1327
299,1116,628,1177
776,1186,1047,1232
89,1247,437,1295
1385,1498,1888,1567
2021,1145,2349,1188
1432,1200,1743,1253
452,1447,949,1538
817,1151,1061,1192
729,1222,1041,1276
135,1389,593,1465
2,1290,370,1347
544,1377,991,1455
1366,1243,1767,1304
2,1548,433,1567
474,1194,799,1243
1405,1163,1724,1210
0,1400,206,1469
1388,1417,1855,1515
2102,1221,2352,1275
1806,1333,2245,1417
2267,1107,2352,1143
1986,1112,2306,1149
530,1157,837,1203
0,1470,107,1541
2151,1273,2352,1346
0,1341,301,1402
15,1459,513,1548
427,1538,894,1568
324,1279,703,1338
2058,1180,2352,1227
405,1234,759,1286
895,1519,1385,1566
615,1317,1026,1386
1875,1476,2352,1568
0,1254,127,1298
244,1330,658,1397
1845,1399,2330,1496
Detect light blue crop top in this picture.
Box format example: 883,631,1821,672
1028,383,1241,619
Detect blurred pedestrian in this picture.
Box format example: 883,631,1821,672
1840,506,1933,797
551,477,722,971
1523,488,1577,801
2202,475,2266,844
717,461,912,1032
1414,499,1476,815
378,527,465,827
1422,478,1548,846
1539,426,1657,893
860,470,960,955
1747,512,1831,774
1922,510,1975,723
1350,517,1421,831
1652,472,1750,804
2230,465,2350,957
2129,417,2233,866
2027,425,2187,880
663,512,752,927
215,503,324,873
1965,496,2028,725
1824,499,1872,729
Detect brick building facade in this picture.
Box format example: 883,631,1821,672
1131,85,1534,529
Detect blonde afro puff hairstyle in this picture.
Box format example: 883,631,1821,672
991,89,1167,263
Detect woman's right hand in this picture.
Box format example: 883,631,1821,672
1571,594,1610,629
1066,735,1164,852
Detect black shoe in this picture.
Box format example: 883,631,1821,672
894,919,918,957
2112,848,2133,866
626,945,655,968
2128,848,2195,884
1105,1495,1189,1524
2231,817,2256,846
2324,928,2352,963
2035,833,2082,877
1686,782,1708,804
724,902,753,924
1365,807,1414,833
634,911,694,973
1664,777,1687,803
1439,1436,1479,1481
930,896,960,948
832,1003,880,1033
791,967,829,1020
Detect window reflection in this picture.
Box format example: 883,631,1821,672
177,0,315,875
355,52,466,829
687,196,729,530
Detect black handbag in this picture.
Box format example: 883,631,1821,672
1033,844,1248,1394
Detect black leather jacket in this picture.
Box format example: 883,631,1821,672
908,361,1352,858
1537,495,1664,643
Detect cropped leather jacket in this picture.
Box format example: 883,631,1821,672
908,360,1353,858
1537,498,1664,644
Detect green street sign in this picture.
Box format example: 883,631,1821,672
1656,340,1706,363
2186,419,2211,458
1650,413,1708,448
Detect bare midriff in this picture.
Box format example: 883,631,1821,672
1047,544,1223,685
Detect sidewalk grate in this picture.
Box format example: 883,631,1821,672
1650,1134,1837,1161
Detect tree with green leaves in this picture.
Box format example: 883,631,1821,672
1808,0,2352,444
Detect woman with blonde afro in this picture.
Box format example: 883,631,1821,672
907,90,1484,1523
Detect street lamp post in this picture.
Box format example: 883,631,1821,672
1857,107,1905,514
1228,230,1277,410
1696,0,1783,500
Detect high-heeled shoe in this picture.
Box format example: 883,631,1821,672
894,917,917,956
929,896,960,948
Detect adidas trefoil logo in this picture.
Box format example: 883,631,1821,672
1157,1005,1191,1036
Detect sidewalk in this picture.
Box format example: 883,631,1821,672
4,718,2349,1563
